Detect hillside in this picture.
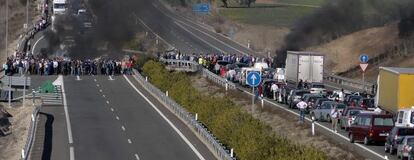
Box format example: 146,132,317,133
307,23,414,81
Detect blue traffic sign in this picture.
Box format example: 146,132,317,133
192,3,210,13
246,71,261,87
359,54,369,63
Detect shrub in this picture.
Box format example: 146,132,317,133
141,60,327,160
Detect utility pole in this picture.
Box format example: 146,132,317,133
26,0,29,31
5,0,9,58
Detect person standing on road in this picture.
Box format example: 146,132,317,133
297,79,303,89
331,107,339,133
271,83,279,100
297,100,307,123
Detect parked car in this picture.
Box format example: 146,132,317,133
385,127,414,154
310,101,346,122
344,95,363,106
397,136,414,159
309,83,326,94
302,94,324,113
314,98,331,108
287,90,310,109
340,107,364,131
357,98,375,110
349,113,394,145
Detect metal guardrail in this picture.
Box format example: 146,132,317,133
159,58,200,72
133,69,233,160
323,73,374,93
201,68,236,90
21,106,40,160
158,58,236,90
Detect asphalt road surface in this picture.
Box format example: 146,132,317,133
30,75,216,160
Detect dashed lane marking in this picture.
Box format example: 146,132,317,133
121,125,126,131
116,116,119,120
135,154,140,160
128,139,132,144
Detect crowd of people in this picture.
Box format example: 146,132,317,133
159,50,275,70
3,54,135,76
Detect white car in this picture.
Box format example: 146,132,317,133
309,83,326,94
397,136,414,159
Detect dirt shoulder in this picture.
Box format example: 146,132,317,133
190,75,365,160
0,104,35,160
0,0,44,62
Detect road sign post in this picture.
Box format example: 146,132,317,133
359,54,369,92
246,71,261,113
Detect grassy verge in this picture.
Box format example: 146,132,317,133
141,60,326,160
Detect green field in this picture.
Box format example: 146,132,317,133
275,0,326,6
219,4,317,27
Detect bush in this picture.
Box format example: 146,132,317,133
142,60,327,160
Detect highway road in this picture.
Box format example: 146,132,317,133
133,0,397,159
30,75,216,160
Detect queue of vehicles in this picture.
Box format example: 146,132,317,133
214,51,414,160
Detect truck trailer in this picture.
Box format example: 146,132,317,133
375,67,414,114
285,51,324,84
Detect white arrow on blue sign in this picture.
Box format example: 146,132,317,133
246,71,261,87
359,54,369,63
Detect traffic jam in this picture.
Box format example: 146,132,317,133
182,50,414,160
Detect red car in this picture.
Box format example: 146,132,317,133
349,113,394,145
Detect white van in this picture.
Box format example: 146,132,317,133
253,62,269,70
395,107,414,128
53,0,67,15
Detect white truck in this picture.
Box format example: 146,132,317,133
51,0,68,31
285,51,324,84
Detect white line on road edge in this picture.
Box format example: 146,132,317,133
124,75,206,160
241,89,386,159
128,139,132,144
133,13,173,48
121,125,126,131
70,146,75,160
174,22,224,53
32,35,45,55
135,154,140,160
61,75,75,160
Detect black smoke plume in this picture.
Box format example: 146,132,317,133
45,0,141,59
276,0,413,66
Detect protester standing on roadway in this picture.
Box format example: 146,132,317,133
297,100,307,123
331,107,339,133
297,79,303,89
271,83,279,100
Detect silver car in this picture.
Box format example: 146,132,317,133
311,101,346,122
398,136,414,159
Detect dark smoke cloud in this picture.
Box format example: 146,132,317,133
45,0,142,59
275,0,413,66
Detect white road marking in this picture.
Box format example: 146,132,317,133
96,84,100,87
134,154,140,160
70,146,75,160
121,126,126,131
102,95,106,98
60,75,75,160
133,13,173,47
125,75,206,160
110,108,114,112
128,139,132,144
116,116,119,120
106,101,110,104
32,35,45,55
241,89,387,159
174,22,223,53
94,79,97,82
